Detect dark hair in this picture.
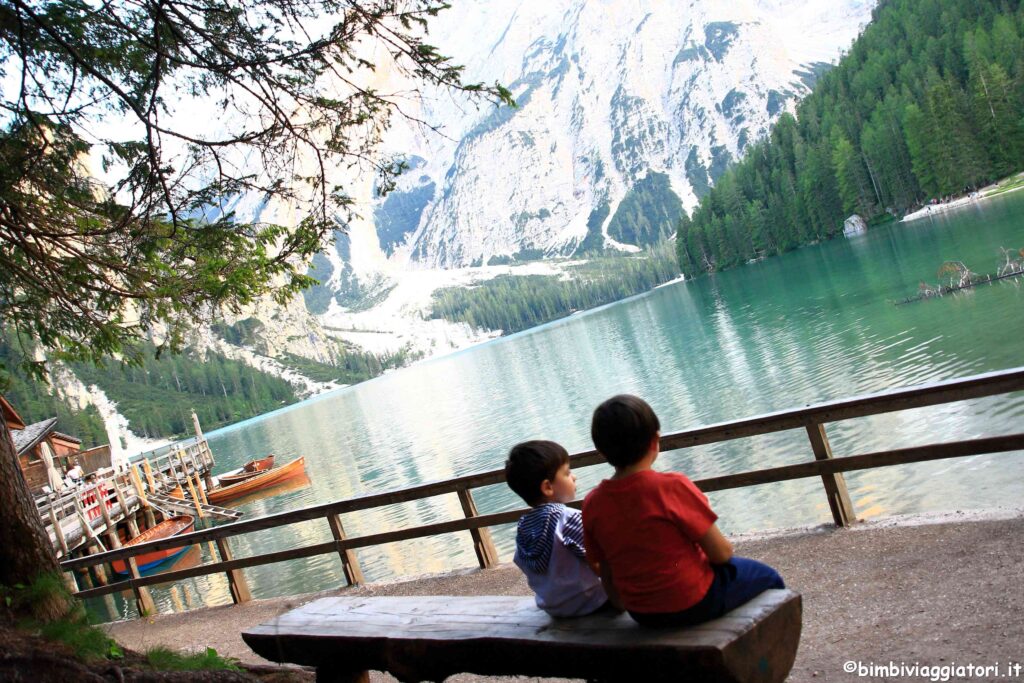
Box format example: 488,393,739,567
505,440,569,506
591,394,661,468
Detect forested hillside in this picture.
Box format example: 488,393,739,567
0,339,107,447
678,0,1024,276
430,245,679,334
69,345,298,439
1,338,300,442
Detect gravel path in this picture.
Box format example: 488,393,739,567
102,508,1024,682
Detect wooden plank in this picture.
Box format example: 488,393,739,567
659,366,1024,452
130,466,149,507
111,477,131,521
142,460,157,493
806,423,856,527
694,433,1024,492
185,474,206,520
242,591,801,683
49,502,69,557
456,487,499,569
194,473,209,506
216,538,252,604
327,514,364,586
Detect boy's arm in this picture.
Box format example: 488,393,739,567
697,524,734,564
599,562,624,611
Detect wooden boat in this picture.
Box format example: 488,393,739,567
206,456,306,505
244,454,275,472
112,515,195,574
217,455,276,486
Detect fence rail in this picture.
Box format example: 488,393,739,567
61,366,1024,610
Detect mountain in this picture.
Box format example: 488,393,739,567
368,0,875,268
6,1,876,450
301,0,874,355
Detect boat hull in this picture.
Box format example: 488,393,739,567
112,516,195,574
207,457,306,505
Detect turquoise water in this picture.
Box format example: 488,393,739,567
93,192,1024,620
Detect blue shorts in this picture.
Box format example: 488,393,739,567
629,557,785,627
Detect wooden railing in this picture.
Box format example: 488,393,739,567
60,367,1024,613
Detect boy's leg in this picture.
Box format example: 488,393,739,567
718,557,785,613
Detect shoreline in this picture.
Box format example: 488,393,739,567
901,172,1024,222
102,506,1024,682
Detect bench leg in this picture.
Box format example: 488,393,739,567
316,666,370,683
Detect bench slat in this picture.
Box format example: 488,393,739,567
243,589,801,683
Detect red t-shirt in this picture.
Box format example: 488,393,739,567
582,470,717,613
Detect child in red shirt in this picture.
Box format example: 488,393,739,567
582,394,784,626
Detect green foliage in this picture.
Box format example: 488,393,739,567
607,173,684,246
0,338,107,447
38,618,124,661
210,318,264,348
278,345,421,385
69,343,297,438
679,0,1024,278
144,646,240,672
430,244,680,333
3,573,118,659
0,0,512,381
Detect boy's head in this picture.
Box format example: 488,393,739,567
505,440,574,506
591,394,661,468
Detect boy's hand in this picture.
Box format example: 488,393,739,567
697,524,734,564
599,562,624,611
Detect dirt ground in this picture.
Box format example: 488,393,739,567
102,508,1024,682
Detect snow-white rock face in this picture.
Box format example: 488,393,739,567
287,0,875,359
49,364,170,469
352,0,876,269
153,0,876,370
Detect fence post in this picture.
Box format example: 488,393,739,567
48,496,69,557
327,513,365,586
142,460,157,493
806,423,857,527
106,527,156,616
456,487,499,569
215,538,252,604
184,475,206,521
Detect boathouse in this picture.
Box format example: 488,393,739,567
2,396,86,494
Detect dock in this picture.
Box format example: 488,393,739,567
35,437,241,559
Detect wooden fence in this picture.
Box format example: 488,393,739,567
60,367,1024,613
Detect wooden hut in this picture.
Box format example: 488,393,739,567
3,397,85,494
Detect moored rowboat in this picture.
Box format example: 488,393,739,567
112,515,195,574
217,454,276,486
206,456,306,505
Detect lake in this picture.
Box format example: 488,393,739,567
94,191,1024,620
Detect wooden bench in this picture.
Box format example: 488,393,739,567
242,589,801,682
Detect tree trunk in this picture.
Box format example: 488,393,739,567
0,417,71,620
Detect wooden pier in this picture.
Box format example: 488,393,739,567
35,437,239,559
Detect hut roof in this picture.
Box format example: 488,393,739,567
52,431,83,445
11,418,58,456
1,395,26,430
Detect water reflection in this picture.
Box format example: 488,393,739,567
90,192,1024,619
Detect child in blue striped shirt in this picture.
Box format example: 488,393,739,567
505,440,608,617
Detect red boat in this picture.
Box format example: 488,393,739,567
216,455,276,487
111,515,195,574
